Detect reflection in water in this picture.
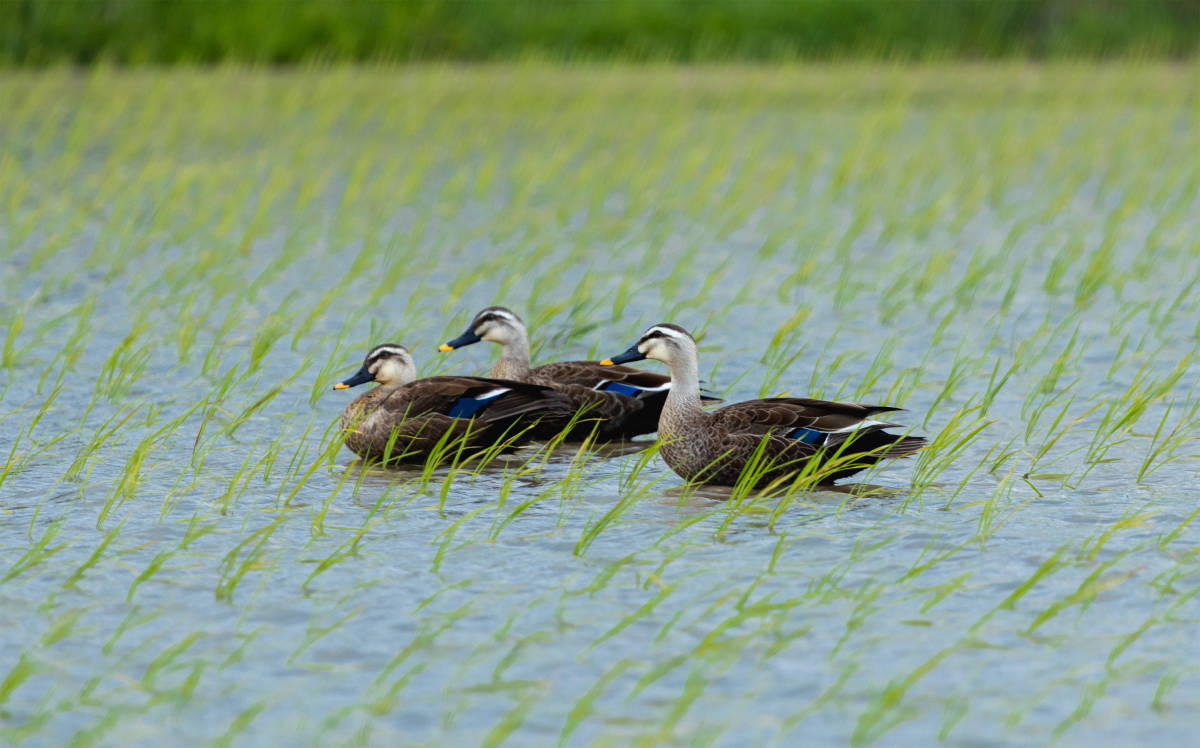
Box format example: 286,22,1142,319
337,439,653,509
659,481,907,506
638,481,915,541
338,440,650,479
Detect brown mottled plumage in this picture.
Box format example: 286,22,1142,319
604,324,925,487
333,344,574,462
440,306,718,439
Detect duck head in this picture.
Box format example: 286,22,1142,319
334,344,417,389
602,323,696,367
439,306,528,351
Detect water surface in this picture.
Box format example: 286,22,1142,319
2,64,1200,745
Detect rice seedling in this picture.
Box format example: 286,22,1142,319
2,62,1200,745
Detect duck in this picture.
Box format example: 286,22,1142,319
332,343,575,462
439,306,717,440
602,324,925,487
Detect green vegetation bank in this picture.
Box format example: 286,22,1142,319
4,0,1200,65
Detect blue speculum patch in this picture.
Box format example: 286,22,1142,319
448,391,504,418
789,427,826,445
598,381,643,397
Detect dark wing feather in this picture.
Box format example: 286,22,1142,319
531,361,720,403
378,376,572,423
704,411,919,486
531,361,670,390
710,398,901,435
469,378,578,423
550,382,647,425
723,431,820,462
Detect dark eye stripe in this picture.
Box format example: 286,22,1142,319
368,346,407,363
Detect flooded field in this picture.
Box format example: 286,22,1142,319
2,64,1200,745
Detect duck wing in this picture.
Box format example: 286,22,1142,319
532,361,668,396
380,376,574,423
703,399,920,485
709,398,902,438
545,382,650,436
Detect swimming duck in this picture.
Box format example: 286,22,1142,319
602,324,925,486
439,306,716,440
333,343,574,462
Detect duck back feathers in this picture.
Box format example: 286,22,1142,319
442,307,717,440
607,322,925,487
339,375,575,462
660,398,924,487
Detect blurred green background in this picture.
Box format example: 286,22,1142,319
4,0,1200,65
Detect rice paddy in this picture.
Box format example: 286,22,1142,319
2,62,1200,745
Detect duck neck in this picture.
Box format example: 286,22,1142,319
488,332,533,381
372,379,406,394
661,352,704,434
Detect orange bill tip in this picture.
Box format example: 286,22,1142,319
599,358,614,366
333,382,350,389
438,344,455,352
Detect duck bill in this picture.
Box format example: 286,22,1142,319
601,345,646,366
439,330,481,352
333,366,375,390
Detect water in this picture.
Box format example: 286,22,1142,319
2,64,1200,745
